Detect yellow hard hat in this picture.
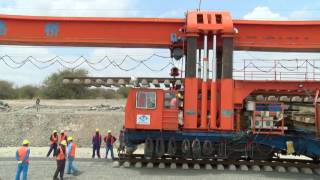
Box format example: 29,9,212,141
22,139,30,145
53,130,57,133
96,128,100,132
67,136,73,141
61,140,67,146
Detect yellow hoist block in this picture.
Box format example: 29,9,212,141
286,141,295,155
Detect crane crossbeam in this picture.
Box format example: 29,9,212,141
0,14,320,51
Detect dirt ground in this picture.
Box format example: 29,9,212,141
0,158,319,180
0,99,126,147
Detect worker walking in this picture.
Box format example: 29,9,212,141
59,130,68,143
53,140,67,180
104,130,116,160
35,97,40,112
92,128,102,158
67,137,79,175
15,139,30,180
47,130,59,157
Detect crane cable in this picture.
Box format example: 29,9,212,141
0,54,174,72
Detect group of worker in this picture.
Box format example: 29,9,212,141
15,128,118,180
92,128,117,160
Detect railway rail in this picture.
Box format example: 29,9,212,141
113,154,320,175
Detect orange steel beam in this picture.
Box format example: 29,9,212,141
1,14,320,51
0,14,184,48
233,20,320,52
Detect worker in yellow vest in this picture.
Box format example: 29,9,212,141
53,140,67,180
67,136,79,175
15,139,30,180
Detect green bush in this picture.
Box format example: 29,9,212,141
16,85,40,99
0,80,16,99
117,87,129,98
40,69,90,99
0,69,130,99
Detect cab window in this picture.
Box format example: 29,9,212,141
164,92,177,109
136,91,156,109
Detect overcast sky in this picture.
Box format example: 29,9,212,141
1,0,320,86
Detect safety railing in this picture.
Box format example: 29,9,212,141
233,59,320,80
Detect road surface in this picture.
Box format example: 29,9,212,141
0,158,319,180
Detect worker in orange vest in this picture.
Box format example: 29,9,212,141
47,130,59,157
60,130,68,143
15,139,30,180
104,130,116,160
67,136,79,175
53,140,67,180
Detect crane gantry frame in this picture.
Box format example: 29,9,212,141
1,11,320,135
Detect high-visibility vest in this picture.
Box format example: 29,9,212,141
69,143,76,158
104,135,116,145
50,135,58,144
17,146,29,164
56,146,66,160
60,134,67,142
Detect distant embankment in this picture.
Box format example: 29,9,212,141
0,99,125,147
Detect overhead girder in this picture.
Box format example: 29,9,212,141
0,13,320,51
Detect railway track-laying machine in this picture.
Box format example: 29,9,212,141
1,11,320,161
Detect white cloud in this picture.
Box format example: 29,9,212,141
243,6,288,20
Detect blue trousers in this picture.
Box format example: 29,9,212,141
47,143,57,157
105,145,114,159
15,163,29,180
67,157,78,174
92,146,100,158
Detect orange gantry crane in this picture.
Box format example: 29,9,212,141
1,11,320,160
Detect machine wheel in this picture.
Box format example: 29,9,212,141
144,138,154,159
192,139,201,159
202,140,213,157
250,143,275,160
181,139,191,157
155,138,165,157
227,143,246,160
167,138,177,156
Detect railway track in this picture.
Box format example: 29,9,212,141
113,154,320,175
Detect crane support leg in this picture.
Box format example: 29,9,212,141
184,37,199,129
219,37,234,130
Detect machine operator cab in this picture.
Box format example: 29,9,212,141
124,88,179,131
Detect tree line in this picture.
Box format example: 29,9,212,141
0,69,129,99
